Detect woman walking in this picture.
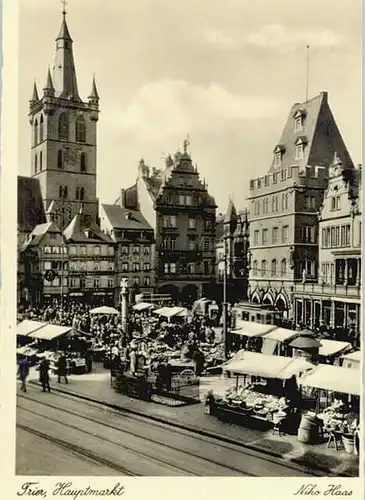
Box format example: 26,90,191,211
39,356,51,392
18,357,30,392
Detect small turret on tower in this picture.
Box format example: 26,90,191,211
43,68,55,98
30,81,39,104
88,76,99,106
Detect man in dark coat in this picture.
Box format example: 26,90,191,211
39,357,51,392
57,353,68,384
18,357,29,392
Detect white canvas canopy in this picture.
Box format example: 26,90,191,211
90,306,119,315
341,350,361,369
318,339,352,358
17,320,47,337
231,321,277,338
154,306,186,318
132,302,154,311
299,364,360,396
30,324,72,341
261,328,299,355
223,350,314,380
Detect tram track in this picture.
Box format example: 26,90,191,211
17,423,136,476
18,393,258,476
18,392,257,476
17,404,201,476
20,387,326,477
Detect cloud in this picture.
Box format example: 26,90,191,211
203,29,237,50
247,25,342,52
107,79,281,144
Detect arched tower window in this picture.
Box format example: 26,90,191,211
58,113,69,140
34,153,38,174
80,152,87,172
34,119,38,146
80,187,85,201
40,151,43,171
76,116,86,143
39,114,44,142
57,150,63,169
76,187,80,200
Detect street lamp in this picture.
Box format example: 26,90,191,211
120,278,129,333
222,224,231,360
53,199,72,310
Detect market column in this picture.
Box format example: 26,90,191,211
120,278,129,333
309,298,314,329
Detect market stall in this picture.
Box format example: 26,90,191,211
317,339,352,364
229,321,277,353
90,306,119,315
298,364,360,452
206,351,314,432
17,320,47,339
132,302,155,313
340,350,361,370
260,327,299,356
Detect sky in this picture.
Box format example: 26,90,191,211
18,0,362,213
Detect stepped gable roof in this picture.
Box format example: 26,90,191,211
17,176,46,233
64,213,112,243
268,92,354,174
102,204,152,231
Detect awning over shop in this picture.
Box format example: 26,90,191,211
17,320,47,337
299,364,361,396
318,339,352,358
174,307,191,317
30,324,72,341
132,302,154,311
223,351,314,380
231,321,277,338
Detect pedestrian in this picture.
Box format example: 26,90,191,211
39,356,51,392
57,353,68,384
85,348,93,373
18,357,29,392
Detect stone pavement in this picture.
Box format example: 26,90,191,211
26,363,359,477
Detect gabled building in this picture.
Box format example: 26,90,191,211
63,210,115,305
215,201,250,303
247,91,354,321
120,142,217,304
19,221,66,305
292,156,361,346
100,203,155,302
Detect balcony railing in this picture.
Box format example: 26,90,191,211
293,281,361,298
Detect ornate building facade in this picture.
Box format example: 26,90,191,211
292,156,362,346
119,141,217,304
247,91,354,320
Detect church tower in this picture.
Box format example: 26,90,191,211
28,8,100,226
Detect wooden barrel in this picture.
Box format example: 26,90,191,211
354,429,360,455
342,434,355,454
297,413,318,444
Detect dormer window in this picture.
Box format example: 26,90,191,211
273,145,285,167
293,109,306,132
294,137,307,160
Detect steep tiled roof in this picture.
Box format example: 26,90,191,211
102,204,152,231
18,176,46,233
64,213,112,243
268,92,354,174
22,222,60,250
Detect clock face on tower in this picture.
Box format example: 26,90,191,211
63,145,83,167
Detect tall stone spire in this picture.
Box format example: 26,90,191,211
52,9,80,101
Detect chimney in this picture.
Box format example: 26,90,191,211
120,189,126,208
